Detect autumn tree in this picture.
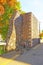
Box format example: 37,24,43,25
0,0,21,40
39,30,43,39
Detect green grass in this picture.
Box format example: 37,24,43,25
0,45,5,55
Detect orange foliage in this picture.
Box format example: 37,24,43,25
7,0,17,7
0,23,4,26
39,33,43,38
0,0,17,6
0,0,6,4
0,17,3,20
0,4,5,15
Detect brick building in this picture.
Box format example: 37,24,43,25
21,12,40,47
6,12,40,51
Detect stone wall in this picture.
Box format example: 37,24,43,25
6,28,16,51
6,11,21,51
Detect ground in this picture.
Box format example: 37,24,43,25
0,43,43,65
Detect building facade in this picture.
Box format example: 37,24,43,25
6,12,40,51
18,12,40,48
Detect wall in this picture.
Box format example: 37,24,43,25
6,11,21,51
6,12,40,51
20,13,32,48
31,13,40,46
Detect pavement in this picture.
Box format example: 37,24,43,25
0,43,43,65
0,50,30,65
0,57,30,65
16,44,43,65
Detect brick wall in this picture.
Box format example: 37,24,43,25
20,12,40,48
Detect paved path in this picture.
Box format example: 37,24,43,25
0,50,30,65
16,44,43,65
0,57,30,65
0,43,43,65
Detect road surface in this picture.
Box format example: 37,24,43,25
0,43,43,65
16,44,43,65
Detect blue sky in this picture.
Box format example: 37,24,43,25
19,0,43,31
